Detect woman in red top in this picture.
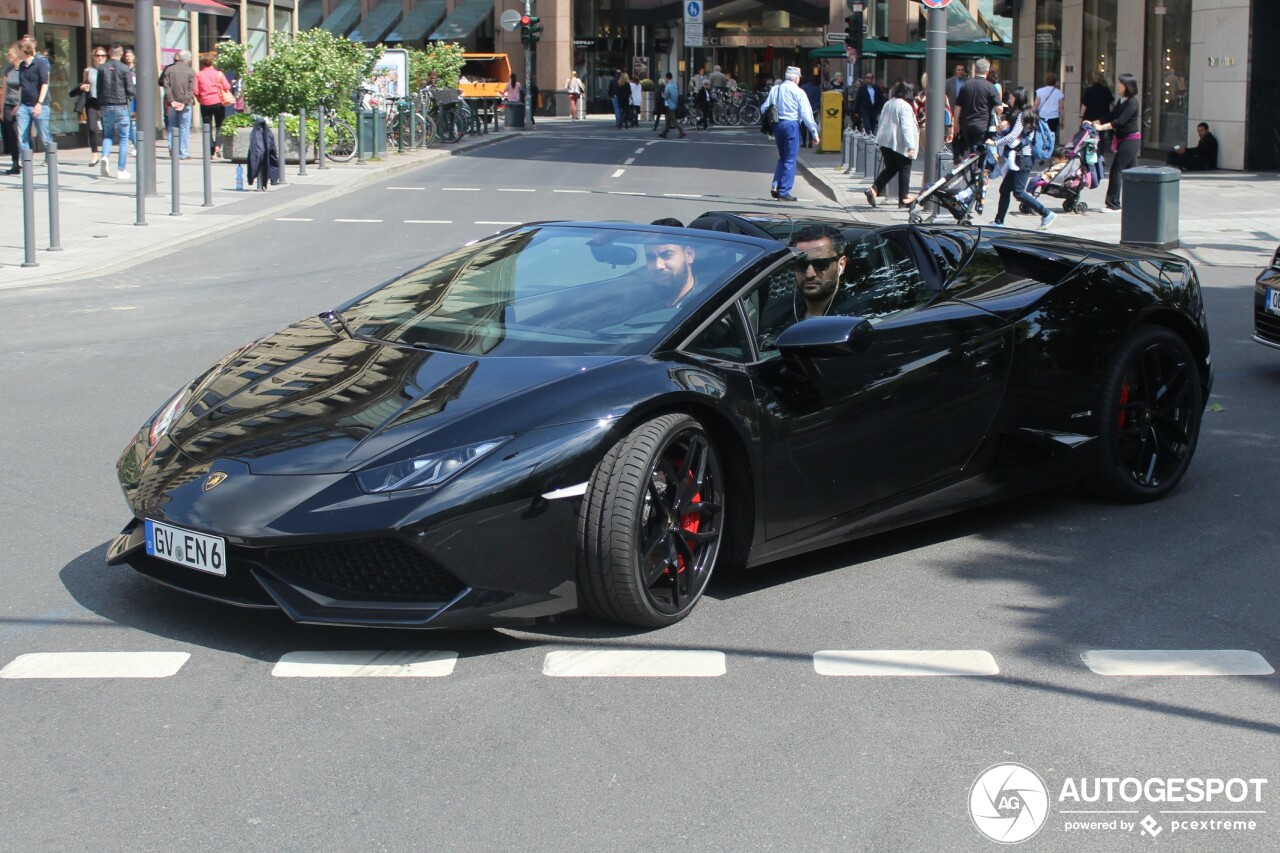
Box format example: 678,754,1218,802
194,53,231,156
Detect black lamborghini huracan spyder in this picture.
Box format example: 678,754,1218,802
109,214,1212,629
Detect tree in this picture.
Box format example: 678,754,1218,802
242,30,382,116
215,39,247,77
408,42,466,89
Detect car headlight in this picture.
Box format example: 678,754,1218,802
354,438,509,494
148,388,189,447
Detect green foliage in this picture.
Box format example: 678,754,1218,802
407,42,465,89
242,30,382,115
640,78,655,91
215,40,247,76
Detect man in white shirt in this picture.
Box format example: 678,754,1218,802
763,66,819,201
1034,73,1065,136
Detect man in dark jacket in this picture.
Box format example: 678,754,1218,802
160,50,196,159
97,43,134,178
1167,122,1218,171
854,73,883,133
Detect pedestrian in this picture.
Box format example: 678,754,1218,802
854,72,882,134
565,70,583,119
194,52,231,157
96,43,133,179
14,38,52,162
79,46,106,166
726,73,738,92
123,47,137,153
1080,71,1113,146
913,72,952,155
987,86,1056,229
694,78,713,131
3,43,22,174
628,76,641,127
762,66,819,201
657,71,685,139
800,74,821,146
615,72,631,128
1167,122,1218,171
160,49,195,159
864,81,918,208
953,58,1001,209
528,80,538,127
1088,72,1140,211
608,70,622,128
709,64,727,89
946,62,967,161
1034,72,1065,136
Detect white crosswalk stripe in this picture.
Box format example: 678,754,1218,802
1080,650,1275,676
0,652,190,679
272,650,458,678
543,649,726,677
813,650,1000,677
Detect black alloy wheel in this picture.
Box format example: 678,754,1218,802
1093,326,1203,501
577,414,725,627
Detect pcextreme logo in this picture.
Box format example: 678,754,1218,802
969,764,1268,844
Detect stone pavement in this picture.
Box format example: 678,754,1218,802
0,125,519,288
798,146,1280,269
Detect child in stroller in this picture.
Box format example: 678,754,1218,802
907,151,985,225
1023,124,1104,214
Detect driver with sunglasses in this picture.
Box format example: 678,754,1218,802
790,223,847,320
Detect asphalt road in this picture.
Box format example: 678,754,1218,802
1,123,1277,852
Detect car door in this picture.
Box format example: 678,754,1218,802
743,227,1014,539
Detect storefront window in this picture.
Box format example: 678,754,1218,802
1144,0,1190,151
0,20,19,49
33,23,81,136
160,12,189,69
1082,0,1117,83
246,4,269,64
1035,0,1062,88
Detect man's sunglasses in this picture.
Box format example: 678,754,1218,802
798,256,840,272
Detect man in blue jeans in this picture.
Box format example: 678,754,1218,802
762,67,820,201
97,43,134,179
15,38,52,161
160,50,196,159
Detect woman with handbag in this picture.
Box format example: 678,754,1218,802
1088,72,1141,212
78,46,106,165
864,81,919,208
195,53,232,157
3,43,21,175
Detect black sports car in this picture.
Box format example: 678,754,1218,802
1255,244,1280,350
109,214,1213,629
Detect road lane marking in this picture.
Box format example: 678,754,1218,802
813,650,1000,677
664,193,703,198
0,652,190,679
553,189,590,193
476,220,520,225
543,649,726,677
608,191,644,196
623,158,635,165
634,148,645,154
441,187,481,191
498,188,536,192
335,218,382,223
1080,650,1275,676
611,169,626,178
404,219,453,224
272,651,458,678
386,186,424,191
276,217,313,222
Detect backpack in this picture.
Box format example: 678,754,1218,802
1032,117,1056,160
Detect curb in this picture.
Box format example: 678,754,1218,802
3,131,519,289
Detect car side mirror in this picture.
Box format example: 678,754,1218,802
776,316,874,359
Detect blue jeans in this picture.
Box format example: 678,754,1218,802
167,105,192,158
995,166,1049,223
15,104,52,152
771,120,800,195
100,105,131,171
611,95,622,126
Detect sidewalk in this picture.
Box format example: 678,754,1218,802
0,127,519,288
798,146,1280,269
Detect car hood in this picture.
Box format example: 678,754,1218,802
168,317,626,474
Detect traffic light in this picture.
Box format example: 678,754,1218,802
844,12,863,50
520,14,532,46
527,15,542,45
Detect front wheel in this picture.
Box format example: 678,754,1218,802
739,104,761,126
1092,326,1203,502
577,414,725,628
323,119,356,162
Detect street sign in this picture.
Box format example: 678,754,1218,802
921,0,953,8
500,9,521,32
827,32,846,43
684,0,703,48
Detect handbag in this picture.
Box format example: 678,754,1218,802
220,88,236,107
761,103,779,135
72,90,87,115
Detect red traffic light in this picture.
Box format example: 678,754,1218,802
520,14,531,25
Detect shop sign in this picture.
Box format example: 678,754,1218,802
94,4,136,31
0,0,24,22
701,34,821,48
37,0,86,27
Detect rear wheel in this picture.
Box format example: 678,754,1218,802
1062,198,1076,213
577,414,724,628
323,119,355,162
1092,326,1203,502
739,104,761,126
1075,201,1089,213
1019,202,1031,214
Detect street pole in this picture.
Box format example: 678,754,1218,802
523,0,532,124
135,0,158,197
923,7,946,189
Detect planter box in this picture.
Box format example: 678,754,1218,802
221,127,318,164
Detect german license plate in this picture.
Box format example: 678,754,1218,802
144,519,227,577
1267,287,1280,316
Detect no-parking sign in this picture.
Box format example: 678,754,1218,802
921,0,953,8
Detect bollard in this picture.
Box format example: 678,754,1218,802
410,103,418,149
20,149,37,267
853,135,865,174
135,128,147,226
46,141,62,251
356,109,366,165
397,101,406,154
170,138,182,216
861,137,876,180
316,105,327,168
841,127,854,173
298,108,307,176
276,114,288,186
202,123,214,206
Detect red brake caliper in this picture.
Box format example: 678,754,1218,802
1118,380,1131,429
661,461,700,577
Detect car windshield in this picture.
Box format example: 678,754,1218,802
335,225,763,357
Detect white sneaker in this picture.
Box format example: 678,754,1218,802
116,170,131,180
1040,211,1057,229
100,160,110,177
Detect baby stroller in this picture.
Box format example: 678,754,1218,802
907,152,984,225
1023,124,1104,214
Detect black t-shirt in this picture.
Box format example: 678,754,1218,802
1109,97,1140,136
955,76,999,135
1081,84,1112,121
18,55,49,106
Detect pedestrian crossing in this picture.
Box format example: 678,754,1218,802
0,648,1272,680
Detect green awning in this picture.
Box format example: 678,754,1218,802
319,0,361,36
429,0,493,41
349,0,404,43
809,39,926,59
948,41,1012,59
387,0,447,42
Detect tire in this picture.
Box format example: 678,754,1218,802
323,119,356,162
1075,201,1089,213
418,114,437,148
436,109,465,144
739,104,761,126
577,414,725,628
1092,326,1203,502
712,103,731,126
1019,202,1031,214
1062,198,1076,213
